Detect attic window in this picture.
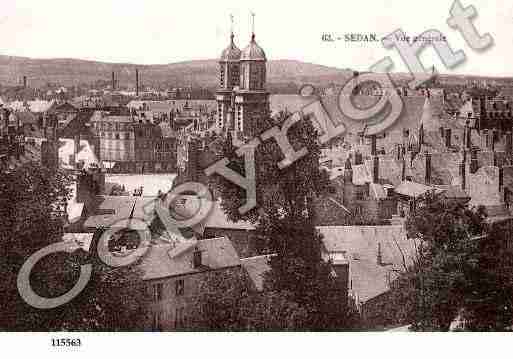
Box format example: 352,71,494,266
193,249,202,268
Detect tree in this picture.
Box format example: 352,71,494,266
189,268,253,331
189,267,311,331
0,163,149,331
209,113,347,330
385,192,513,331
0,162,72,330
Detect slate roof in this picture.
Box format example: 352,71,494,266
168,195,256,232
240,254,273,291
394,181,435,198
318,225,418,303
139,237,240,280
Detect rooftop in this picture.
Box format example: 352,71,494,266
139,236,240,280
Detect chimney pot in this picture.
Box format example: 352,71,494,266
459,161,466,191
373,155,379,183
425,152,432,184
445,128,452,148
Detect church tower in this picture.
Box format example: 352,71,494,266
234,13,269,137
216,15,241,132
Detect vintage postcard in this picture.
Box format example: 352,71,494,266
0,0,512,356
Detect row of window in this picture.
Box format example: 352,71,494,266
99,131,134,140
152,307,186,331
94,122,132,131
152,279,185,302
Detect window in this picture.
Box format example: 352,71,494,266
175,307,185,328
153,283,163,302
356,190,364,201
152,311,162,331
175,279,184,296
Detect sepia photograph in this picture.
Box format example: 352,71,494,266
1,0,513,356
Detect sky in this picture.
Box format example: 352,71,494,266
2,0,513,76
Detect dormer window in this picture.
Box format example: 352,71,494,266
193,248,202,268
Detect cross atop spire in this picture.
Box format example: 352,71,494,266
251,11,255,41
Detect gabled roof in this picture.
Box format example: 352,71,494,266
168,195,256,232
318,225,418,303
240,254,273,291
139,237,240,280
395,180,435,198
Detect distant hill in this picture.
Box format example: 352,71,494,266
0,55,353,90
1,55,511,93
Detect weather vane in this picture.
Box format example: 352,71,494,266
251,11,255,36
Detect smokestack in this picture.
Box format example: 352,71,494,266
23,76,27,89
445,128,452,148
371,135,377,156
425,152,432,184
136,68,139,97
112,71,115,90
373,156,379,183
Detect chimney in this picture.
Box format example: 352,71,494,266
136,68,139,97
112,71,115,90
396,144,402,161
23,76,27,89
371,135,377,156
506,131,512,154
425,152,432,184
74,133,80,168
459,161,466,191
373,155,379,183
445,128,452,148
377,242,383,266
470,149,479,174
482,129,488,150
401,156,406,181
354,151,363,165
499,166,504,192
193,248,202,268
465,122,472,150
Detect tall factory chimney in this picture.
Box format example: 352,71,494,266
136,68,139,97
112,71,116,90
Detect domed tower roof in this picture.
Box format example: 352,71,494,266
241,34,266,61
220,33,241,62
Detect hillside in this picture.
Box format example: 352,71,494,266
0,55,353,90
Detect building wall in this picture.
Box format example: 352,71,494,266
145,266,243,331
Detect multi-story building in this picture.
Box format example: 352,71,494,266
216,25,270,137
90,111,176,173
